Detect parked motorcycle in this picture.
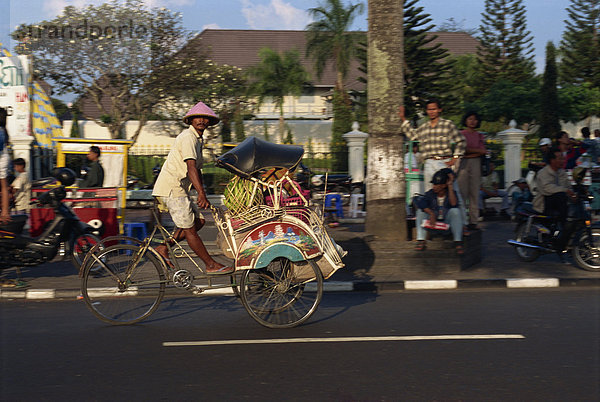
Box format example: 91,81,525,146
295,163,363,205
0,168,101,271
507,167,600,272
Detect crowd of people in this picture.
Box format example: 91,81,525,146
402,99,598,256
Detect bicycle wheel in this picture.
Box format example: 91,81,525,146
82,244,166,325
71,233,102,269
240,258,323,328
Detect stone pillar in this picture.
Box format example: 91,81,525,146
10,135,34,177
342,122,368,183
497,120,528,189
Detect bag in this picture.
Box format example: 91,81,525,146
481,155,491,176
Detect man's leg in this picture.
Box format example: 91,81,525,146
445,208,463,241
415,209,428,241
499,190,510,211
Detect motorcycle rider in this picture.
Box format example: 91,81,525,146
532,147,576,260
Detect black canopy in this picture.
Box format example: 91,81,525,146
216,137,304,179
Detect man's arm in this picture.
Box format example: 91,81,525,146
398,106,417,140
447,177,457,207
186,159,210,209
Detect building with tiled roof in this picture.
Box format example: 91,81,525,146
78,29,479,120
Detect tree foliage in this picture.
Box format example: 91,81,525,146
474,78,540,124
403,0,457,119
538,42,561,139
558,83,600,122
477,0,535,88
149,51,248,139
559,0,600,87
305,0,365,91
12,0,189,140
247,47,310,142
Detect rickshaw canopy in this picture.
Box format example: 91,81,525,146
216,136,304,179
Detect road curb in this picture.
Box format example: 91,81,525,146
1,278,599,300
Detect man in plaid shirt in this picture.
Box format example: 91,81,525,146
399,99,466,190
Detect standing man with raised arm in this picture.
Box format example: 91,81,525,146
398,99,466,190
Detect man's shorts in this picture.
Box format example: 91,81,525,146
159,195,203,229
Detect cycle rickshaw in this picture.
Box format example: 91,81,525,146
80,137,346,328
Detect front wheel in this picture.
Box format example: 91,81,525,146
71,233,102,269
240,258,323,328
81,244,166,325
573,228,600,272
514,223,541,262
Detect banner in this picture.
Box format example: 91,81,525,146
0,55,31,138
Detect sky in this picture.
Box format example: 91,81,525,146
1,0,571,75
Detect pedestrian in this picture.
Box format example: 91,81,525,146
404,141,422,172
398,99,466,190
0,107,10,223
414,169,464,255
79,145,104,188
531,137,552,168
456,111,487,230
152,101,233,275
510,177,532,215
479,161,510,218
10,158,31,215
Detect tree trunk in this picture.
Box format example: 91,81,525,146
366,0,406,241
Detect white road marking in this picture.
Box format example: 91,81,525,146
26,289,56,299
506,278,560,288
404,280,458,290
163,334,525,347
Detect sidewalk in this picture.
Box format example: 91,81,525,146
1,207,599,299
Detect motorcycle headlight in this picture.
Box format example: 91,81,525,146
311,176,323,186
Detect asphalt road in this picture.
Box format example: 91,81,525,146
1,289,599,401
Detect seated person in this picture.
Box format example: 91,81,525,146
479,161,510,217
414,169,464,255
511,177,533,215
532,147,576,259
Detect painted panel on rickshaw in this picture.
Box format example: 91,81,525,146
236,222,321,269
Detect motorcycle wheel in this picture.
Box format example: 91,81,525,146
573,228,600,272
514,223,541,262
71,234,102,269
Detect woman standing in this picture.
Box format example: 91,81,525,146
457,111,487,230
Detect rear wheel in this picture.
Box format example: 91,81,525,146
514,223,541,262
71,234,102,269
81,244,165,325
240,258,323,328
573,228,600,272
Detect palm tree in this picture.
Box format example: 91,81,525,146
248,47,310,143
305,0,365,92
366,0,406,240
306,0,365,171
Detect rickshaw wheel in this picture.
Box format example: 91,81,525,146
240,257,323,328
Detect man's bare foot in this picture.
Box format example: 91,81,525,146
154,244,174,268
206,261,234,275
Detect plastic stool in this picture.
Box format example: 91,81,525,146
124,222,147,254
349,194,366,218
324,193,344,219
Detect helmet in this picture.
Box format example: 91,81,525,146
431,170,448,185
539,138,552,147
52,167,76,186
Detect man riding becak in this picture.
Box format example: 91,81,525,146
152,102,234,274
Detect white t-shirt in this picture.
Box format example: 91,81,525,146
152,127,204,197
